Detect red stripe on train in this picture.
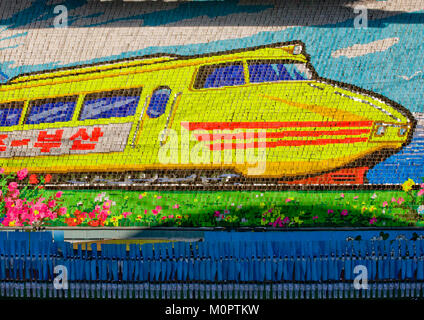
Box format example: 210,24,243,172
195,129,370,141
208,137,368,150
283,167,370,185
182,121,373,131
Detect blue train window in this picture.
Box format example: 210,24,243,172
147,87,171,118
0,102,23,127
248,60,313,83
80,88,141,121
193,62,245,89
25,96,77,125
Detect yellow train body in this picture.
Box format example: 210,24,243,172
0,42,415,180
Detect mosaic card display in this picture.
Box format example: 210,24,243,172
0,0,424,229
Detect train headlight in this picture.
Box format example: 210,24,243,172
375,125,386,136
398,127,407,136
293,45,302,55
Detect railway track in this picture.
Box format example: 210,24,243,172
13,170,406,190
40,183,405,191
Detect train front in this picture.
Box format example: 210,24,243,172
256,43,416,182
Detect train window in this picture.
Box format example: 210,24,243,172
25,96,77,125
247,60,313,83
193,62,245,89
0,102,24,127
79,88,141,121
147,87,171,118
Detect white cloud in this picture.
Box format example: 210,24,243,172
331,38,400,59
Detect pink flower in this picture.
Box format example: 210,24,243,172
155,206,162,212
8,182,18,191
0,168,4,174
327,209,334,214
397,197,405,205
273,217,283,227
58,207,67,215
103,201,111,209
172,204,180,209
353,196,359,200
48,200,56,208
282,217,290,224
391,197,397,202
139,194,144,199
122,212,132,218
312,216,318,220
340,193,345,198
152,210,159,215
285,198,292,203
168,215,174,219
369,217,377,225
9,189,19,199
418,189,424,197
341,209,348,216
16,168,28,180
55,191,63,199
214,211,220,217
144,209,148,215
382,201,388,208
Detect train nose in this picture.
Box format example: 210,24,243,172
369,122,412,144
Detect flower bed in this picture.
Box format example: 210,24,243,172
1,169,424,228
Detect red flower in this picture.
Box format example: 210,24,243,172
65,218,79,226
29,174,38,184
44,174,52,183
74,209,82,217
88,220,100,227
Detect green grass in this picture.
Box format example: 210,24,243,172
36,189,422,228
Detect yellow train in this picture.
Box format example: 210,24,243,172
0,41,415,184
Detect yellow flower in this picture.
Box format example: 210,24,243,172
369,206,376,212
33,210,39,216
402,178,415,192
9,220,15,227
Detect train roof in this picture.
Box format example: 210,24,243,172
6,42,307,86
